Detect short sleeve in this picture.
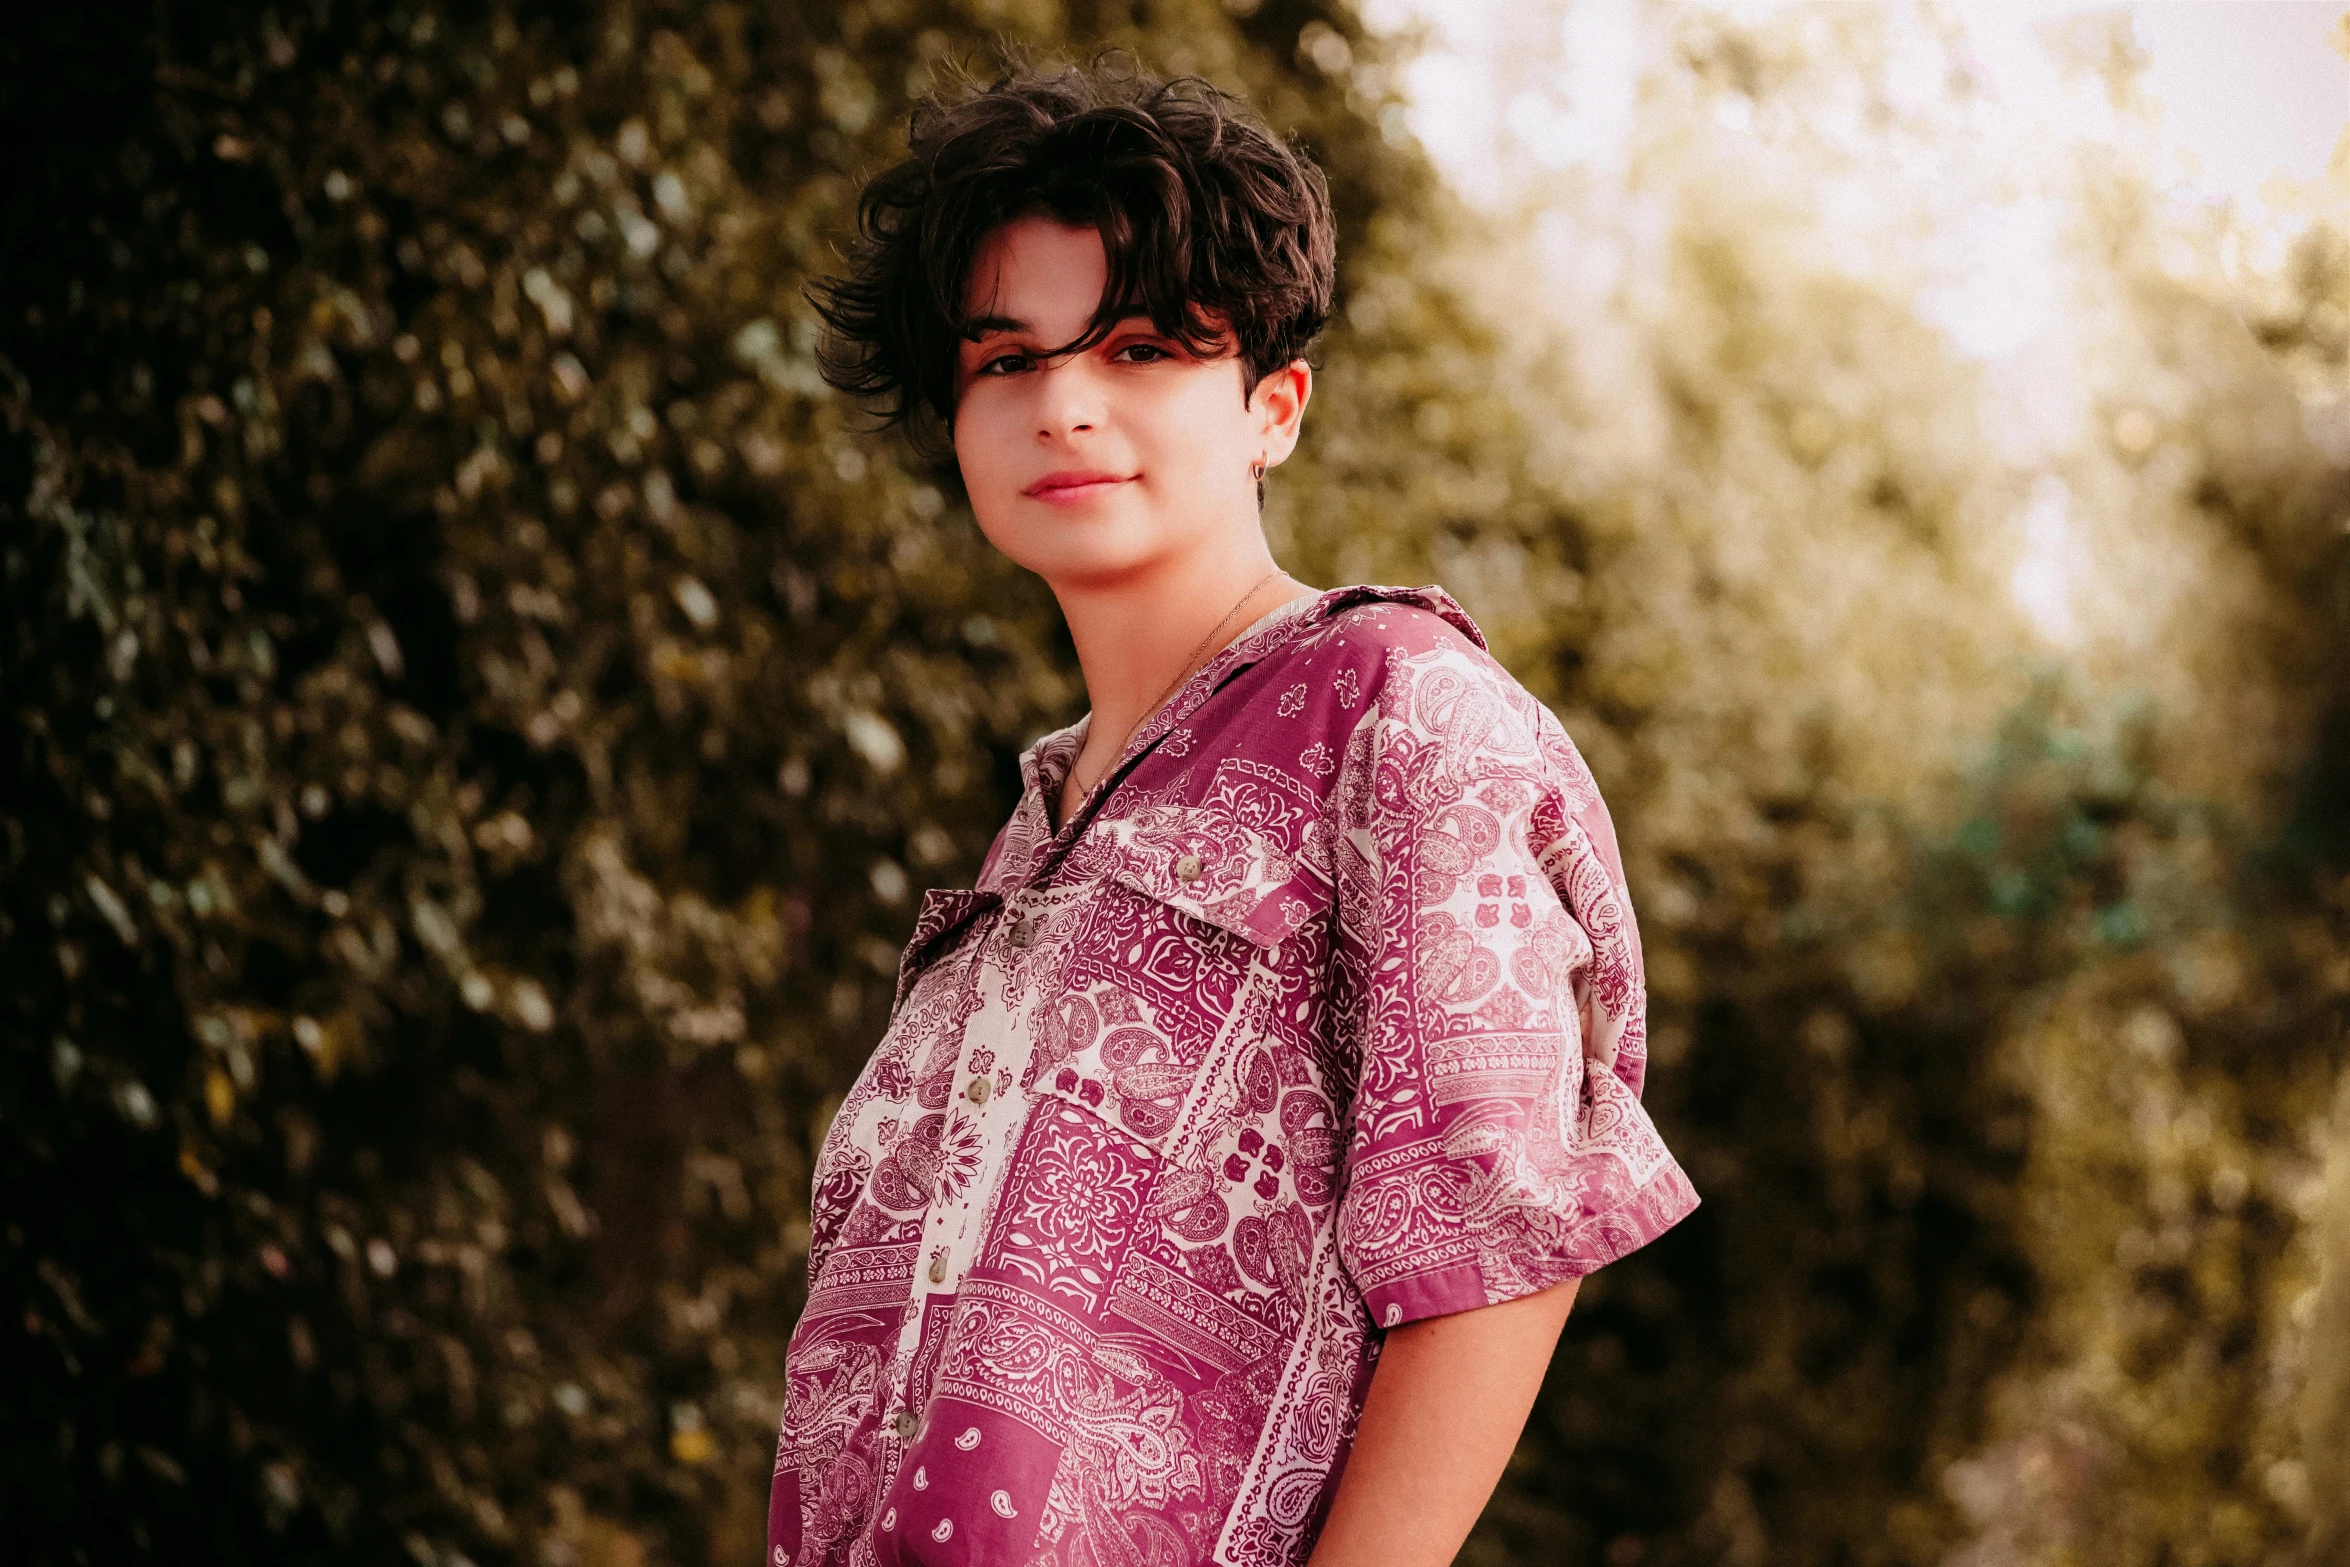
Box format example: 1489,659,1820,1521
1330,631,1699,1329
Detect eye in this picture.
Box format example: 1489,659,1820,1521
973,350,1031,377
1112,341,1174,364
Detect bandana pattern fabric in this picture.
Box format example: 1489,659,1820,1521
768,585,1699,1567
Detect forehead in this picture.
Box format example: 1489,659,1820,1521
962,217,1110,325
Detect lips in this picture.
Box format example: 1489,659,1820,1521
1024,469,1135,501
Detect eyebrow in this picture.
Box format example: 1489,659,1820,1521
961,309,1154,343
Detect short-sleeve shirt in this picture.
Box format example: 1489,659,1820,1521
767,584,1698,1567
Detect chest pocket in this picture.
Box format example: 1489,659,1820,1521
1101,853,1334,956
1080,793,1339,956
1008,808,1333,1147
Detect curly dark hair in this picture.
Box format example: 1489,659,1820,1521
809,55,1338,436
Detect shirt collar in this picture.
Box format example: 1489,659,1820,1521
1013,582,1488,807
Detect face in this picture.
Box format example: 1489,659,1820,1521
950,217,1309,587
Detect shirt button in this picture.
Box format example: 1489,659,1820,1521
1006,917,1037,948
1174,852,1204,883
966,1076,992,1105
927,1254,947,1284
893,1410,919,1441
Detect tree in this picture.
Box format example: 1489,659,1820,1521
2,2,1458,1561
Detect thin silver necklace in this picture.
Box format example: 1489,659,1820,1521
1059,566,1295,818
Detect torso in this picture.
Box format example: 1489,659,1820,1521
765,584,1697,1567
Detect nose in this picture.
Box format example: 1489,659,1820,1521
1033,355,1104,442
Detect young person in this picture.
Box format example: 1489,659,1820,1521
769,60,1698,1567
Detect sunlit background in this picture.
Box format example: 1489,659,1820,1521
7,3,2348,1565
1391,0,2347,647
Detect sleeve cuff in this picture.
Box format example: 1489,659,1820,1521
1356,1157,1702,1331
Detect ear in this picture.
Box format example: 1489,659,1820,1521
1246,360,1314,469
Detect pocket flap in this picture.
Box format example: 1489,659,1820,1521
1091,814,1335,951
891,886,1002,1011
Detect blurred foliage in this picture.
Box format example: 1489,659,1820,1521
1,0,1424,1560
1418,11,2350,1567
4,2,2347,1566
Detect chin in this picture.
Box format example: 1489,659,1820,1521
983,508,1169,583
1026,538,1166,587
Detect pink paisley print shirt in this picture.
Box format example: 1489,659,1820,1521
769,584,1698,1567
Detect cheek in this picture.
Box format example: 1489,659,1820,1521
1146,375,1252,467
951,395,1036,552
952,394,1014,485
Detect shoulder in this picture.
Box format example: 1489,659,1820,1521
1306,594,1485,667
1239,584,1605,809
1331,607,1539,741
1318,613,1608,828
1270,596,1494,716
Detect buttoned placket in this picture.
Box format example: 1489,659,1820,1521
877,881,1059,1447
872,595,1314,1448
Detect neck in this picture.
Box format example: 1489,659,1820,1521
1048,543,1307,750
